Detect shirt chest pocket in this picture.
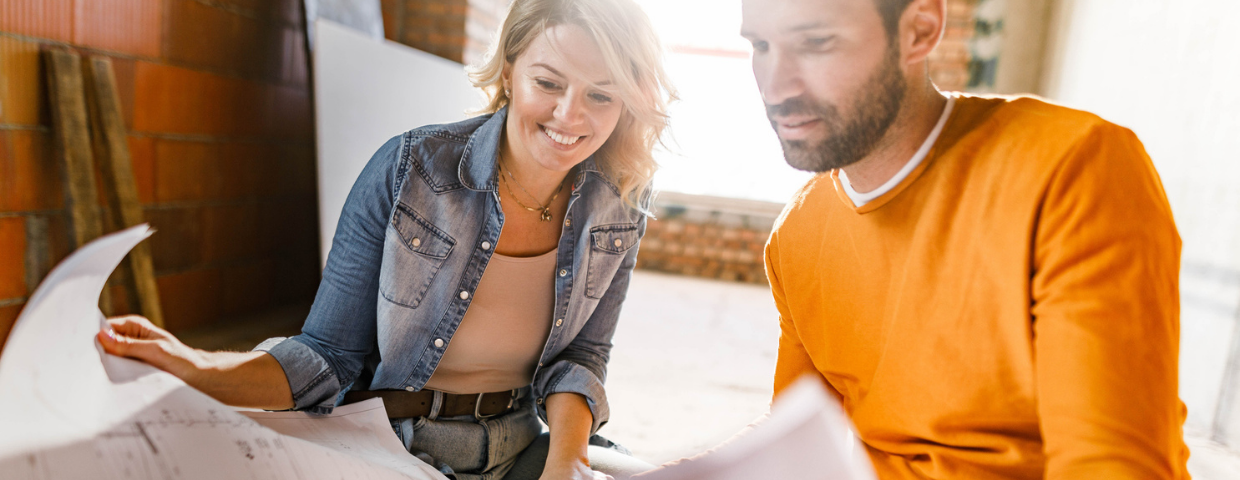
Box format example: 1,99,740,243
585,223,640,299
380,204,455,309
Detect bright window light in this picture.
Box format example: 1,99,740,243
635,0,813,204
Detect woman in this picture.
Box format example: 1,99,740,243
96,0,675,478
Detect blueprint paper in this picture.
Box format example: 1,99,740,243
636,376,878,480
0,224,446,479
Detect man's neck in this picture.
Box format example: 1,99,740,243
841,84,949,194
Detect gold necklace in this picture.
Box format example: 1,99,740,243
498,161,565,222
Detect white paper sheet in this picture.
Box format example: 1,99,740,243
636,377,878,480
0,225,446,480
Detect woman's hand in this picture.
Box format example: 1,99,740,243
538,458,611,480
97,315,204,381
96,315,295,410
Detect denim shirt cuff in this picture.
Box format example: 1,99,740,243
253,336,341,414
533,361,610,435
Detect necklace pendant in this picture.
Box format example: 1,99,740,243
540,209,553,222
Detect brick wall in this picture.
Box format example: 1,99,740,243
0,0,320,350
638,193,783,286
380,0,507,65
929,0,977,92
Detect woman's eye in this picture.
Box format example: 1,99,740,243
589,92,613,104
536,79,560,90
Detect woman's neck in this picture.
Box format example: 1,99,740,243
499,132,573,202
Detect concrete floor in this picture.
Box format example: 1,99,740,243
183,270,1240,477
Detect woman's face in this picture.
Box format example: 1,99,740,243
503,24,625,173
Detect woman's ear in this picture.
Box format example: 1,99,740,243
501,62,514,93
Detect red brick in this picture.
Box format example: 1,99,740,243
157,267,222,332
165,0,280,79
127,136,156,204
73,0,162,57
0,0,73,42
0,37,46,126
202,204,261,263
0,217,27,299
147,207,205,272
154,139,223,202
3,131,63,212
0,303,25,355
221,259,275,315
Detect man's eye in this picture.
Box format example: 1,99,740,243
751,41,769,53
805,37,834,49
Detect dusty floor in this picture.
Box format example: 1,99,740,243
182,270,1240,477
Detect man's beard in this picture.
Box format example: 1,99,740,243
767,49,907,173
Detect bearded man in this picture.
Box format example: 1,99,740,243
742,0,1191,478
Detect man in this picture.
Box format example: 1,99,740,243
743,0,1190,478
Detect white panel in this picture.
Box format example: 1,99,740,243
313,19,484,266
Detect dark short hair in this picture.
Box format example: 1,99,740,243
875,0,914,38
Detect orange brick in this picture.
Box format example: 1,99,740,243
0,217,27,299
0,303,25,355
4,131,63,211
165,0,275,79
127,136,156,204
0,0,72,42
73,0,162,57
134,61,235,135
156,267,222,332
0,37,47,126
108,56,138,130
153,139,223,202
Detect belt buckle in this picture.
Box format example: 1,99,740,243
474,389,516,420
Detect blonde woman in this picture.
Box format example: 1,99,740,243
96,0,674,478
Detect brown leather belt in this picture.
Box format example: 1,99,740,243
342,389,518,419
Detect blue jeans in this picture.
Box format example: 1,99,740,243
387,388,647,479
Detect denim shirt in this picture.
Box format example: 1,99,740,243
256,107,648,434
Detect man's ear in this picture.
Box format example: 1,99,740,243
899,0,947,66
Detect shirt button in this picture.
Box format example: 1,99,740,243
564,219,571,227
405,386,415,392
538,362,543,367
536,397,544,405
460,290,470,300
555,318,563,327
481,241,491,250
434,338,444,348
559,269,567,277
613,238,622,248
412,238,421,247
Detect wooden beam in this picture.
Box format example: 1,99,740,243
44,49,112,314
85,56,165,328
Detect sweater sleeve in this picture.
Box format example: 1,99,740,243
1030,122,1189,479
766,229,836,402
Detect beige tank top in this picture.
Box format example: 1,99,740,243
423,248,557,394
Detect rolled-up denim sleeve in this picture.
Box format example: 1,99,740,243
532,213,647,435
253,135,403,414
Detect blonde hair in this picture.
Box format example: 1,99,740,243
468,0,676,209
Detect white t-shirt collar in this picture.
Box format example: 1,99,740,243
840,96,956,207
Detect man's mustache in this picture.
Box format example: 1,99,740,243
766,97,816,118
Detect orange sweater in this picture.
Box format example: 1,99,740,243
765,94,1189,479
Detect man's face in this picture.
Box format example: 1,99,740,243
742,0,907,173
